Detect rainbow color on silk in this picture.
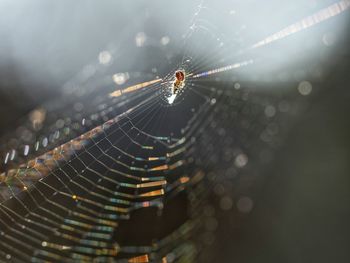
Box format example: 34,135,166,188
252,0,350,48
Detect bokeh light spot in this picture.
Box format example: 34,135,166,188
298,81,313,96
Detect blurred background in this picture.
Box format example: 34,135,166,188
0,0,349,262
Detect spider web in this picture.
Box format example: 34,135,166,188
0,0,349,262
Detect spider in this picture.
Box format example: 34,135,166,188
172,70,185,95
